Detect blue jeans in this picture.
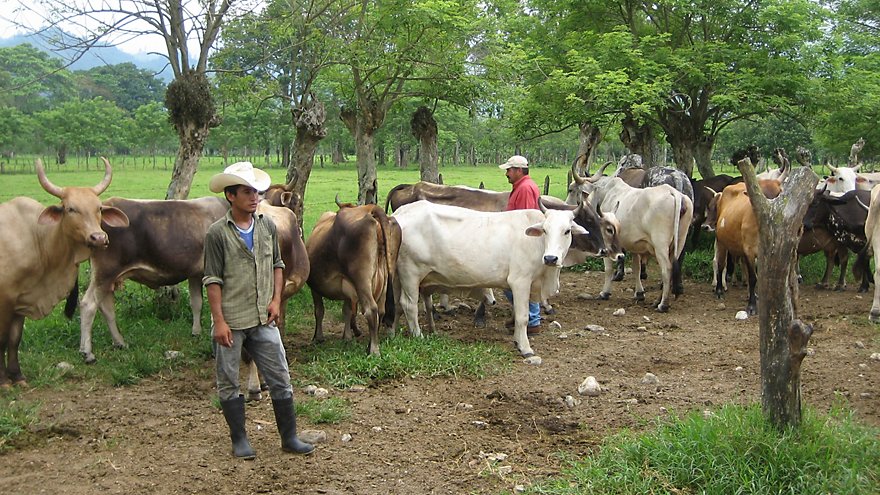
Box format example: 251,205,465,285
214,323,292,402
504,290,541,327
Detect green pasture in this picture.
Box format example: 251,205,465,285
2,157,878,493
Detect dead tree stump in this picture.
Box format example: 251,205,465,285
736,157,818,428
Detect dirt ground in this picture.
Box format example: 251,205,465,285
2,269,879,495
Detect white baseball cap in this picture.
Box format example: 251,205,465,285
499,155,529,169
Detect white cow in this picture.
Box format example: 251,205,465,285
861,184,880,322
567,170,693,312
390,201,586,357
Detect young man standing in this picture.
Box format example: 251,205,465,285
203,162,314,459
499,155,542,334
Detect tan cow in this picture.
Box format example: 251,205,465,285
705,179,783,315
306,199,401,356
0,158,128,387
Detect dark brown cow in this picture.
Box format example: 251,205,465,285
306,200,401,355
0,158,129,387
385,181,509,213
78,197,230,363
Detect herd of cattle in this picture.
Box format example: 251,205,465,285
2,152,880,389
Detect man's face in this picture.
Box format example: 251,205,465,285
228,185,260,213
506,167,524,184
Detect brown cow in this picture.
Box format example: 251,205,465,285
306,199,401,356
0,158,129,387
78,197,229,363
704,179,783,315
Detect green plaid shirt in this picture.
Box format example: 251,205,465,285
203,211,285,330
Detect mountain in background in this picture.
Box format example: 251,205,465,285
0,30,173,81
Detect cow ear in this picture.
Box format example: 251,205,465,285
38,205,64,225
101,206,130,228
525,224,544,237
571,223,588,236
856,176,867,183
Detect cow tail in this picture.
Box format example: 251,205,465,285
370,206,398,326
384,183,406,213
64,279,79,319
672,192,683,259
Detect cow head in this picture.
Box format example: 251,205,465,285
822,165,867,195
526,207,587,267
36,157,129,248
566,156,612,205
701,188,721,232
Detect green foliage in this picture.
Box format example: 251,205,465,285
296,396,351,424
296,334,512,388
528,403,880,495
165,71,217,130
0,396,39,452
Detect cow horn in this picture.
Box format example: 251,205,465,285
829,165,838,175
539,200,547,214
705,186,718,196
570,154,587,185
853,163,862,172
92,157,113,195
777,163,790,183
591,161,613,182
334,193,344,209
856,194,870,212
35,158,64,198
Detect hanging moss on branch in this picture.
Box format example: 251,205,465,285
164,70,219,132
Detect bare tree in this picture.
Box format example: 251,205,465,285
735,156,818,428
16,0,253,199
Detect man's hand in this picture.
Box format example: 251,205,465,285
267,298,281,326
213,320,233,348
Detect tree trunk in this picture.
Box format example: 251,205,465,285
166,120,210,199
286,95,327,227
694,135,716,178
619,114,657,168
668,138,696,178
578,121,602,174
736,158,818,429
411,106,439,183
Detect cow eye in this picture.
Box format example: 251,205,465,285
565,229,571,235
66,206,77,214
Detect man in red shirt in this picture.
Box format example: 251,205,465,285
499,155,542,334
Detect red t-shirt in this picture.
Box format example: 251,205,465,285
506,175,540,211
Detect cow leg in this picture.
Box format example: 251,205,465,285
353,282,381,356
599,257,614,300
815,251,833,290
78,280,102,364
397,273,424,338
421,290,436,334
856,250,872,293
745,259,758,316
654,253,673,313
834,250,849,290
241,349,263,401
473,289,495,328
437,293,452,312
509,283,534,357
871,244,880,321
612,254,626,282
0,309,10,388
188,277,204,336
672,248,686,296
5,315,26,387
713,241,728,299
341,299,356,340
632,253,646,302
640,259,648,280
311,291,326,343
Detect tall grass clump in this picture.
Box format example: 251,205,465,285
528,403,880,495
0,396,40,452
296,333,511,388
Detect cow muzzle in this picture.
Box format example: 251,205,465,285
88,232,110,247
543,255,559,266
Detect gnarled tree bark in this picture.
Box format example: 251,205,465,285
736,157,818,428
411,106,439,183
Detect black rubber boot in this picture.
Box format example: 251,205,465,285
220,395,256,460
272,397,315,455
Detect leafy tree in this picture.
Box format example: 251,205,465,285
75,63,165,113
0,106,34,158
35,97,128,164
0,44,75,113
130,102,176,164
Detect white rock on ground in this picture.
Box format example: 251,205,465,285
578,376,602,396
641,372,659,385
735,311,749,320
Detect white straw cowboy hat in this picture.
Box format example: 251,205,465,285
209,162,272,193
499,155,529,169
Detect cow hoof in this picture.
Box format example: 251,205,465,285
834,286,845,292
655,303,669,313
640,271,648,280
0,382,11,391
858,286,869,294
797,275,803,284
12,379,28,388
82,353,97,364
246,391,263,402
673,285,684,296
634,291,645,301
598,292,611,300
473,317,487,328
870,312,880,323
112,342,128,350
543,307,556,315
612,273,624,282
747,306,757,316
815,283,827,290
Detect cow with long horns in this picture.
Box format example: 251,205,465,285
567,160,693,312
0,158,129,387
